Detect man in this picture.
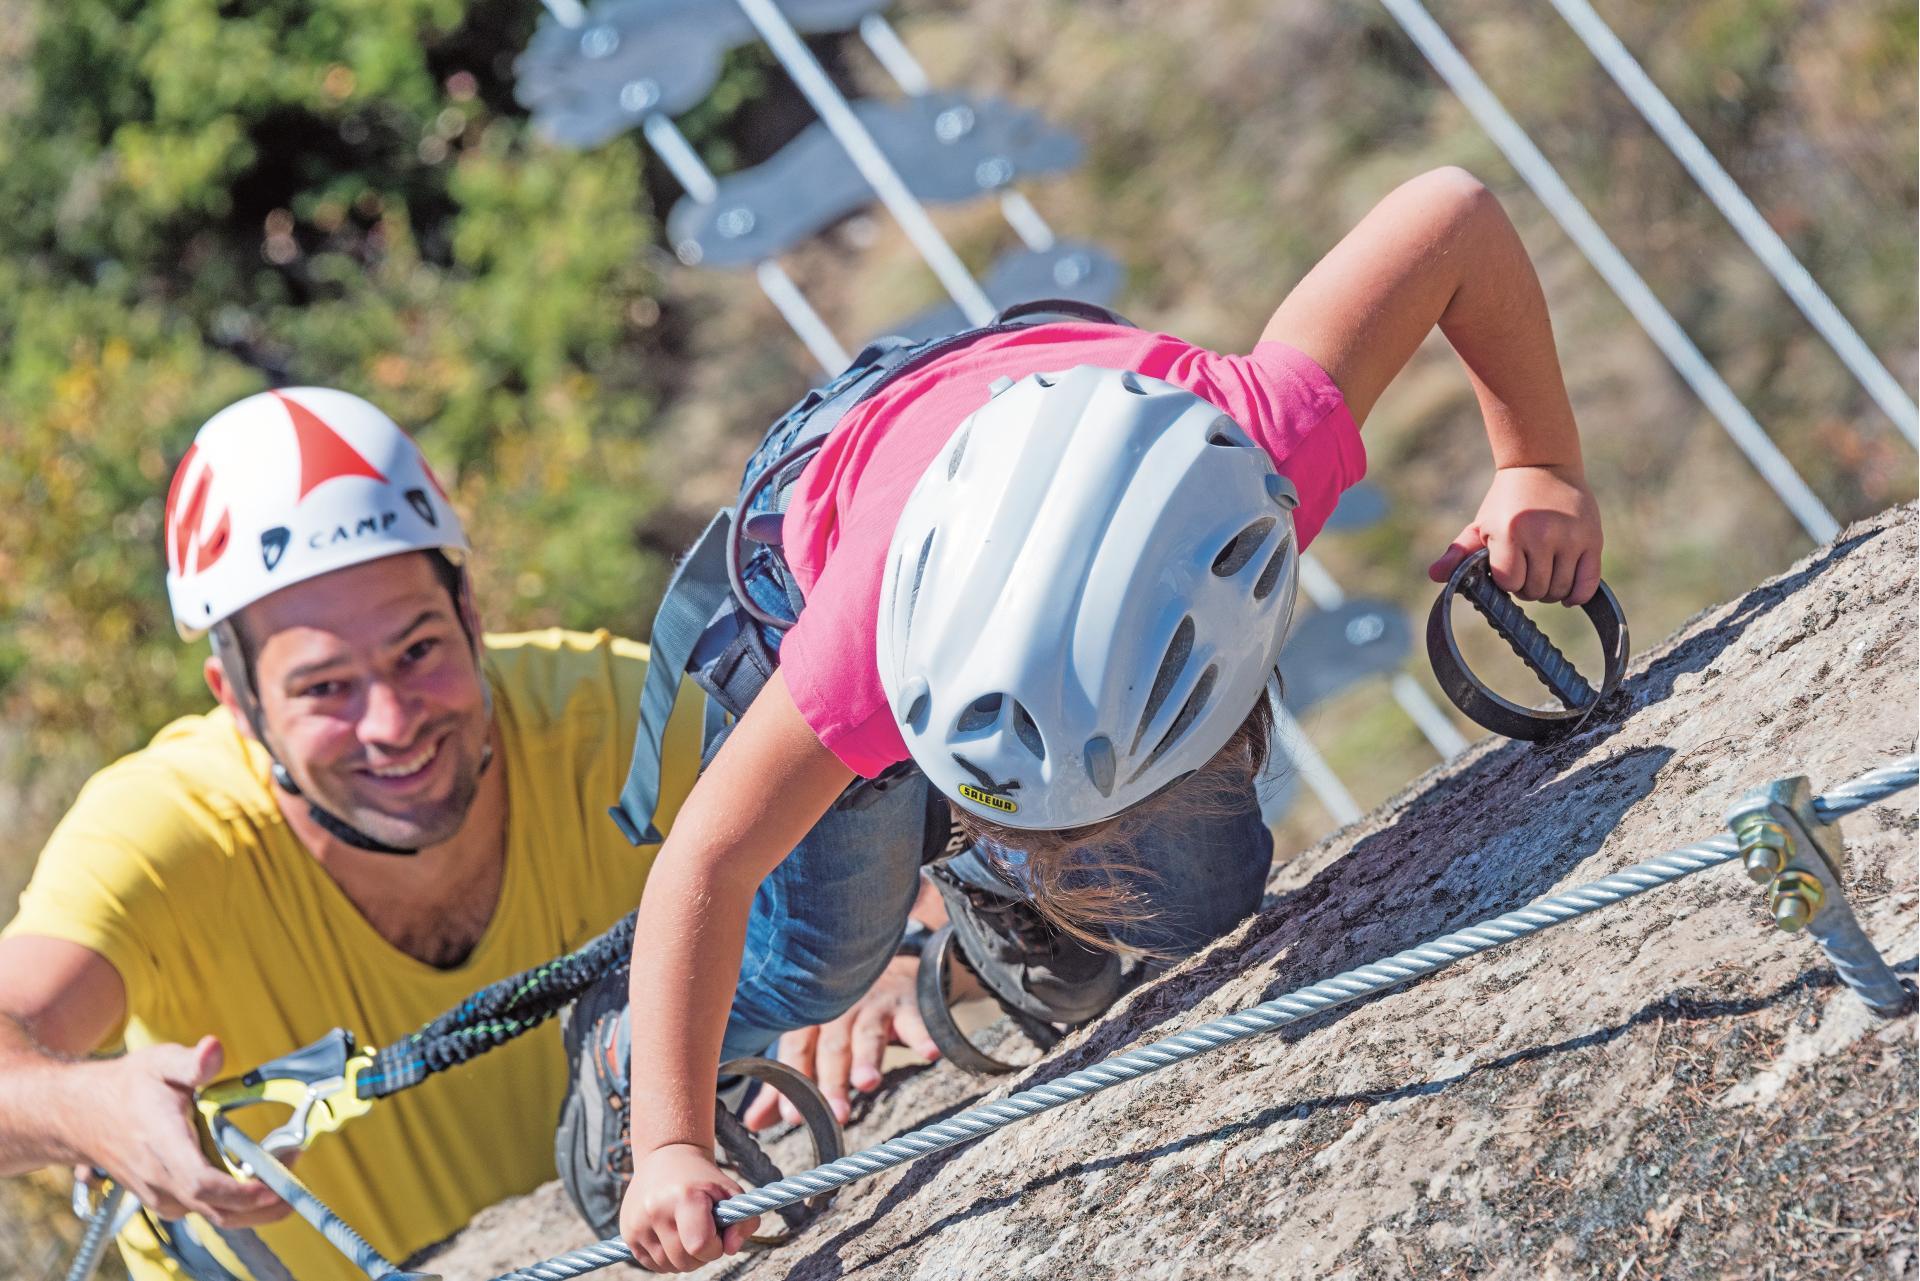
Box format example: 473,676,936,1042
0,387,707,1281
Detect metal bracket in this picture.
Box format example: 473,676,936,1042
1725,776,1915,1016
1425,548,1630,741
1278,598,1414,713
879,242,1123,342
666,93,1081,266
518,0,891,147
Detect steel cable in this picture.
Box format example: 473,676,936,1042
491,756,1915,1280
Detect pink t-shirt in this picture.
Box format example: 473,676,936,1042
779,322,1366,777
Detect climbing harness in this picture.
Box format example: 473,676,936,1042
485,755,1916,1280
1426,548,1630,740
609,297,1135,847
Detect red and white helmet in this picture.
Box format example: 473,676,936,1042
164,388,468,639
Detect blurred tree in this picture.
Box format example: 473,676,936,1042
0,0,734,775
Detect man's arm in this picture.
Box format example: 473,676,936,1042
0,933,287,1225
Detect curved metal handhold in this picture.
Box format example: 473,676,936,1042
666,93,1082,266
913,925,1062,1076
714,1056,845,1246
879,242,1124,343
1425,549,1630,741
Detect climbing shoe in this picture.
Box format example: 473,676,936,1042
555,973,631,1239
923,862,1123,1027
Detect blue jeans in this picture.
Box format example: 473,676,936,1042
716,406,1275,1059
718,775,1273,1059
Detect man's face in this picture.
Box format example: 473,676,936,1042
234,553,490,850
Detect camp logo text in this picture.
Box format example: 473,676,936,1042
958,784,1017,813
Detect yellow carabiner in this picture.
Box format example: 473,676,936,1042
195,1028,378,1165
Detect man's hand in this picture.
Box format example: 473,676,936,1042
620,1142,757,1272
1429,463,1603,605
742,955,940,1131
79,1036,292,1227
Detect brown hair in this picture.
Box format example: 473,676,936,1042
952,696,1276,952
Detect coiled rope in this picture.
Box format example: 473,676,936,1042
492,755,1918,1281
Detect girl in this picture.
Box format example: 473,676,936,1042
618,166,1603,1269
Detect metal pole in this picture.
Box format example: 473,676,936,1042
1377,0,1841,544
1544,0,1918,448
735,0,997,325
1272,702,1364,825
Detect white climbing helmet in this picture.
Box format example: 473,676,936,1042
877,365,1301,831
164,388,468,639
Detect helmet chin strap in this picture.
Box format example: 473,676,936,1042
269,741,494,857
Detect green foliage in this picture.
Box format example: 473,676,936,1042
0,0,709,775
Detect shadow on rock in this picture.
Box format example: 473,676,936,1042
1069,743,1676,1069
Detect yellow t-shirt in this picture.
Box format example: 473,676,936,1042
3,629,705,1281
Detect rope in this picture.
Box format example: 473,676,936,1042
358,910,636,1099
490,756,1917,1281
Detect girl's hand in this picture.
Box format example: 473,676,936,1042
1429,464,1603,605
619,1143,759,1272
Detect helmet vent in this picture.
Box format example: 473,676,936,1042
1207,416,1251,447
1253,536,1293,601
1120,371,1148,395
1134,615,1195,751
1011,702,1046,761
1211,518,1275,577
907,527,936,625
946,425,972,481
1033,373,1055,388
904,690,931,733
958,693,1003,733
1138,665,1218,779
1084,736,1116,796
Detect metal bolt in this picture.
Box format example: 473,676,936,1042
619,80,659,113
580,25,620,58
1735,817,1791,884
1345,613,1387,647
934,105,975,143
975,157,1014,189
1052,252,1090,287
1768,871,1824,933
715,207,756,239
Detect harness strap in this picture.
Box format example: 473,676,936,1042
609,512,736,846
611,300,1137,850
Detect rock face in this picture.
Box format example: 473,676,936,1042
425,505,1918,1281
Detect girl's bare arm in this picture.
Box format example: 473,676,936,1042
1262,166,1602,603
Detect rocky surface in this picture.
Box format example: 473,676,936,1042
424,504,1918,1281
